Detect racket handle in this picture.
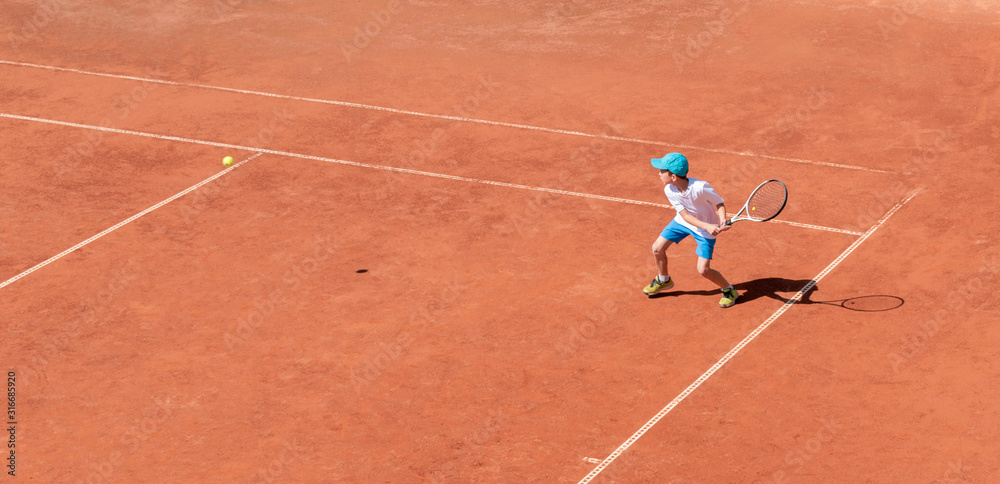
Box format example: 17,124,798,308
725,219,733,226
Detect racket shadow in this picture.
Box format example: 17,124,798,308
792,292,905,312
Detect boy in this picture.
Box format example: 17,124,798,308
643,152,739,308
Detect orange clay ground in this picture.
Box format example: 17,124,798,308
2,1,999,482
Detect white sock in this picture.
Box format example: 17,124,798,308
725,285,734,291
659,275,670,283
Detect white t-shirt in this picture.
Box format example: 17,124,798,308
664,178,725,239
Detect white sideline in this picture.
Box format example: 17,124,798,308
577,189,922,483
0,153,263,290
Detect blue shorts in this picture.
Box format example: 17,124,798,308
660,220,717,260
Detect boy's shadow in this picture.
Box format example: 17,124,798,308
649,277,816,304
650,278,905,311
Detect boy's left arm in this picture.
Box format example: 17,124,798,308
715,203,731,232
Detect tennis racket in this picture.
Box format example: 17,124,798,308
726,179,788,225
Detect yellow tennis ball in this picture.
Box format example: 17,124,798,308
223,156,234,166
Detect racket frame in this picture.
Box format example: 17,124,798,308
725,179,788,226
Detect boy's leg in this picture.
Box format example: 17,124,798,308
696,257,730,288
653,236,673,277
697,257,740,308
692,234,739,307
643,236,675,295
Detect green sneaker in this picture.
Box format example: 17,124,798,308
643,276,674,295
719,287,740,308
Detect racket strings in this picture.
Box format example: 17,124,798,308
746,181,787,221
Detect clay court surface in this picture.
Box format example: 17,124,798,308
2,1,999,482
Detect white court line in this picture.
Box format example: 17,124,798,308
614,204,862,236
577,188,922,484
0,153,263,290
0,59,898,174
772,220,862,236
0,112,858,236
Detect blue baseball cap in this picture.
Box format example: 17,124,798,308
651,152,688,176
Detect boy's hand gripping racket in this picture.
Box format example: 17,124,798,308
726,179,788,225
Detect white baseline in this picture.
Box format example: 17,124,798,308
0,59,897,174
